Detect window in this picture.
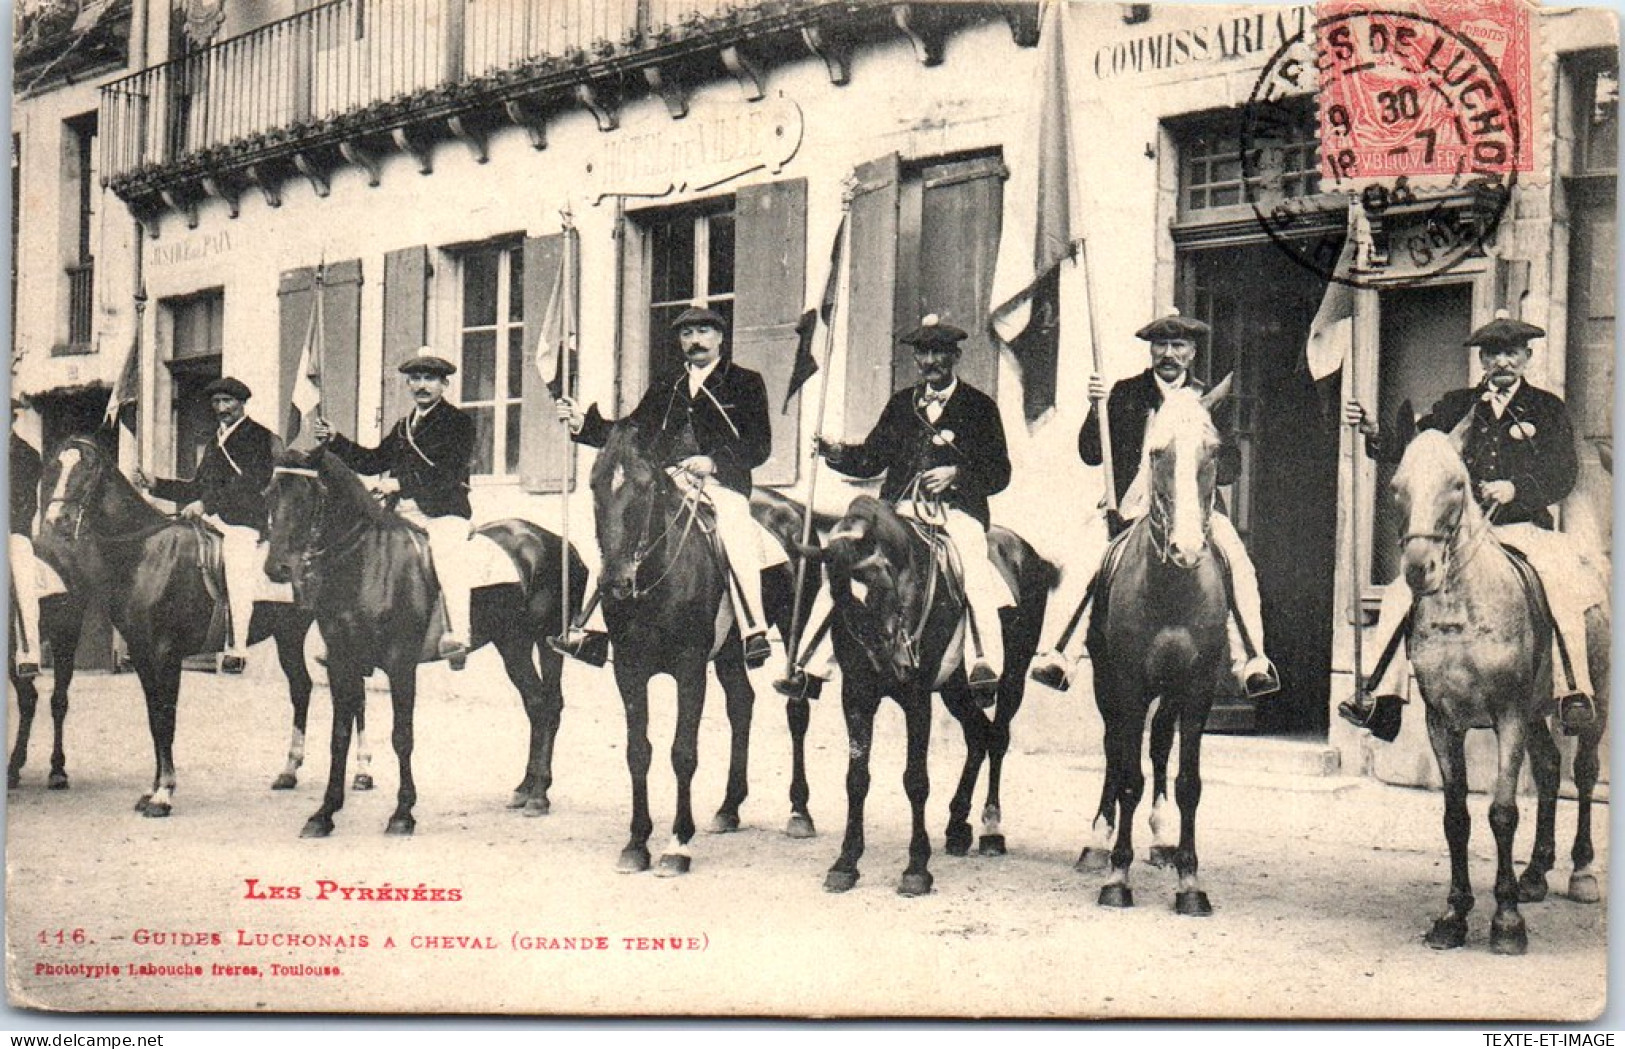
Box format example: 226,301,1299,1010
1177,104,1320,217
170,291,224,361
1573,52,1618,175
164,290,225,475
646,201,735,378
455,241,525,477
61,112,97,353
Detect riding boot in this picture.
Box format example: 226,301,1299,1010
724,556,771,669
547,627,611,668
216,522,261,676
1551,612,1597,737
1337,580,1411,743
8,534,42,680
965,604,1002,704
775,593,833,700
1211,514,1278,698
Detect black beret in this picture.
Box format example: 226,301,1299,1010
1135,312,1210,342
398,352,457,377
900,313,968,349
204,377,252,400
670,305,727,331
1466,310,1544,349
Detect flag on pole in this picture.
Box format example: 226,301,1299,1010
536,228,578,401
1303,200,1373,382
988,0,1082,428
785,215,846,413
285,274,324,444
102,315,140,431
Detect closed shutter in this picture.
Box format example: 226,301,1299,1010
278,259,363,438
841,153,900,437
907,155,1006,395
381,245,429,427
732,178,807,486
519,233,570,493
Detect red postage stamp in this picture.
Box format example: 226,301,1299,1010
1316,0,1536,181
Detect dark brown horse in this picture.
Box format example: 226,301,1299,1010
38,436,317,815
1081,389,1230,914
7,528,95,790
263,446,586,837
587,423,818,876
1392,429,1608,953
819,495,1056,896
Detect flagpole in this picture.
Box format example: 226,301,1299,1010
559,206,577,636
784,195,851,673
1346,296,1364,693
1079,238,1115,515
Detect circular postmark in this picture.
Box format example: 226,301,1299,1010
1241,7,1525,287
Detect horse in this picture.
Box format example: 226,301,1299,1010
1390,428,1609,954
818,494,1057,896
38,436,318,815
263,446,587,837
1079,388,1232,915
7,528,94,790
586,422,819,876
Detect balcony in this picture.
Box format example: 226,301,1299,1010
100,0,1036,232
15,0,133,95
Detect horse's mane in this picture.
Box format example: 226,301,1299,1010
1144,387,1220,454
590,422,671,497
280,446,396,526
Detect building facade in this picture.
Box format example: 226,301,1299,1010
14,0,1615,782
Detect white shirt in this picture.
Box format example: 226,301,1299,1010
1154,372,1189,399
216,415,245,446
919,378,958,423
1485,379,1521,418
687,358,720,398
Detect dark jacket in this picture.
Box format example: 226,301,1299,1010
152,416,280,530
574,360,770,498
10,433,40,537
1079,369,1241,504
824,380,1010,529
328,399,475,520
1364,381,1577,529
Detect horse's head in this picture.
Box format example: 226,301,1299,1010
589,422,674,601
40,436,120,539
1144,388,1221,569
263,447,326,590
825,496,921,679
1392,429,1477,595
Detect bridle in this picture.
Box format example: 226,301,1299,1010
1144,455,1215,567
269,465,370,598
1400,493,1498,590
601,461,708,602
44,439,166,546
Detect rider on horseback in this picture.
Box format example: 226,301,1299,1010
1030,312,1279,698
552,304,777,669
10,399,43,680
315,352,477,670
133,377,278,675
1341,311,1603,741
777,314,1013,699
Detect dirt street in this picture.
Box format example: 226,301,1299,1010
3,653,1609,1020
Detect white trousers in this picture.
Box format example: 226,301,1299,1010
400,501,472,644
8,534,41,663
206,516,262,658
1369,523,1607,699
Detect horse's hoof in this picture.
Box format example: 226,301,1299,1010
352,774,374,792
523,797,551,818
46,770,68,791
784,813,816,840
507,791,529,810
300,817,334,839
1424,916,1467,950
708,812,740,834
1097,884,1134,909
1490,913,1528,956
141,799,172,819
977,834,1007,857
271,773,298,791
897,871,934,898
6,770,19,790
824,869,859,894
1517,870,1549,904
944,824,972,857
134,794,151,813
1147,845,1177,868
617,847,651,874
385,816,416,836
1174,890,1213,917
1075,847,1110,873
1569,872,1602,904
655,854,692,878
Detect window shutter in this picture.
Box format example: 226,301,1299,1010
318,258,362,436
381,245,429,428
277,267,315,437
732,178,807,486
842,153,901,437
520,233,570,493
908,155,1006,395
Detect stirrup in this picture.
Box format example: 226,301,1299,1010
14,661,39,681
742,631,772,670
1338,689,1404,743
221,654,248,675
1242,656,1280,699
438,638,469,671
547,629,610,667
1558,693,1598,737
967,660,1000,703
1029,650,1074,692
772,666,824,702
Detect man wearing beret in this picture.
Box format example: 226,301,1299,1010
554,304,777,667
782,314,1013,698
1031,311,1279,698
134,376,279,674
1342,311,1604,740
10,399,43,679
315,352,476,669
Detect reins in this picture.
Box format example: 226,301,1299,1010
607,462,708,602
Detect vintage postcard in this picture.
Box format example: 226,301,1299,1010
5,0,1614,1020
